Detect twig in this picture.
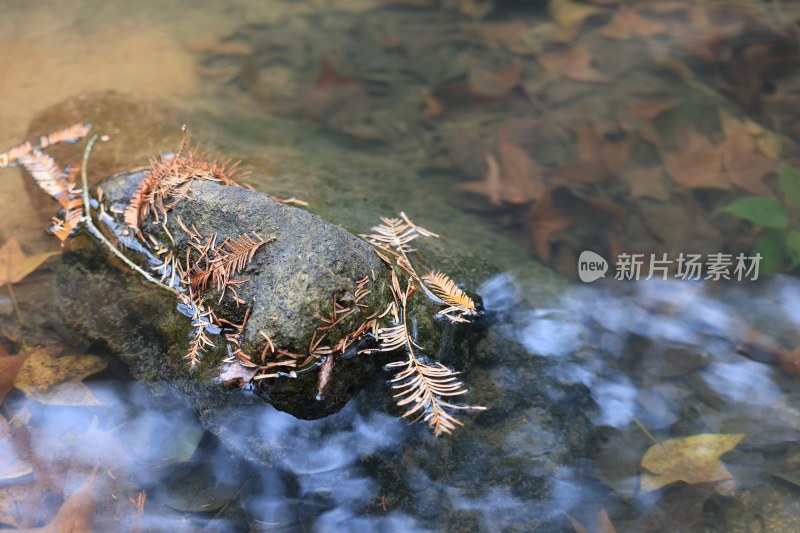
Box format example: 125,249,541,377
81,135,180,295
633,418,659,445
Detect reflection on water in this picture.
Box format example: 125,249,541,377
6,272,800,530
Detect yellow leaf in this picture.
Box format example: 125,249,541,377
0,351,31,406
14,348,108,406
0,238,58,287
640,433,744,493
549,0,603,31
0,418,32,482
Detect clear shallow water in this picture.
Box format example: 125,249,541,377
2,1,800,532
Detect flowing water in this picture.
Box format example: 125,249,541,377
2,1,800,532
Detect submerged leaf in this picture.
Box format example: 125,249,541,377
662,129,728,190
467,60,521,98
0,418,32,482
0,238,59,288
0,483,37,528
538,47,607,83
599,6,666,40
640,433,744,493
14,348,107,406
0,350,32,406
550,0,603,32
17,467,97,533
721,133,779,196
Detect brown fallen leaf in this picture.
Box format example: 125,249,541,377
304,60,378,140
662,128,729,190
219,360,259,386
550,0,604,34
0,350,31,406
458,153,502,206
596,509,617,533
640,433,744,493
719,108,781,155
0,238,59,289
478,22,532,55
0,418,33,482
623,167,671,201
623,100,676,147
563,512,589,533
467,60,521,99
16,466,97,533
525,190,576,261
721,133,779,196
497,137,546,204
420,89,445,119
14,348,108,406
0,483,40,528
577,121,632,176
538,47,607,83
599,6,666,40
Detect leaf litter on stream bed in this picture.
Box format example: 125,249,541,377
197,0,800,278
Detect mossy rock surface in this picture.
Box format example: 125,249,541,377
43,94,594,500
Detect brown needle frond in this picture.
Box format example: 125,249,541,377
380,270,485,436
173,148,250,187
0,142,33,167
125,128,251,231
50,200,84,244
18,150,71,199
422,271,478,322
124,151,180,230
387,359,485,437
210,232,270,291
361,212,438,253
38,123,93,149
1,122,91,167
18,151,85,244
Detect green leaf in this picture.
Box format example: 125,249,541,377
754,231,785,274
779,165,800,210
786,230,800,270
722,196,789,229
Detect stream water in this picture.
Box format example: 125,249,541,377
2,1,800,532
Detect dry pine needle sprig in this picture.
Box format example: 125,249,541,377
362,211,438,253
0,122,91,167
387,358,483,436
124,128,250,231
422,271,478,323
17,148,85,244
188,231,271,293
380,271,485,436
